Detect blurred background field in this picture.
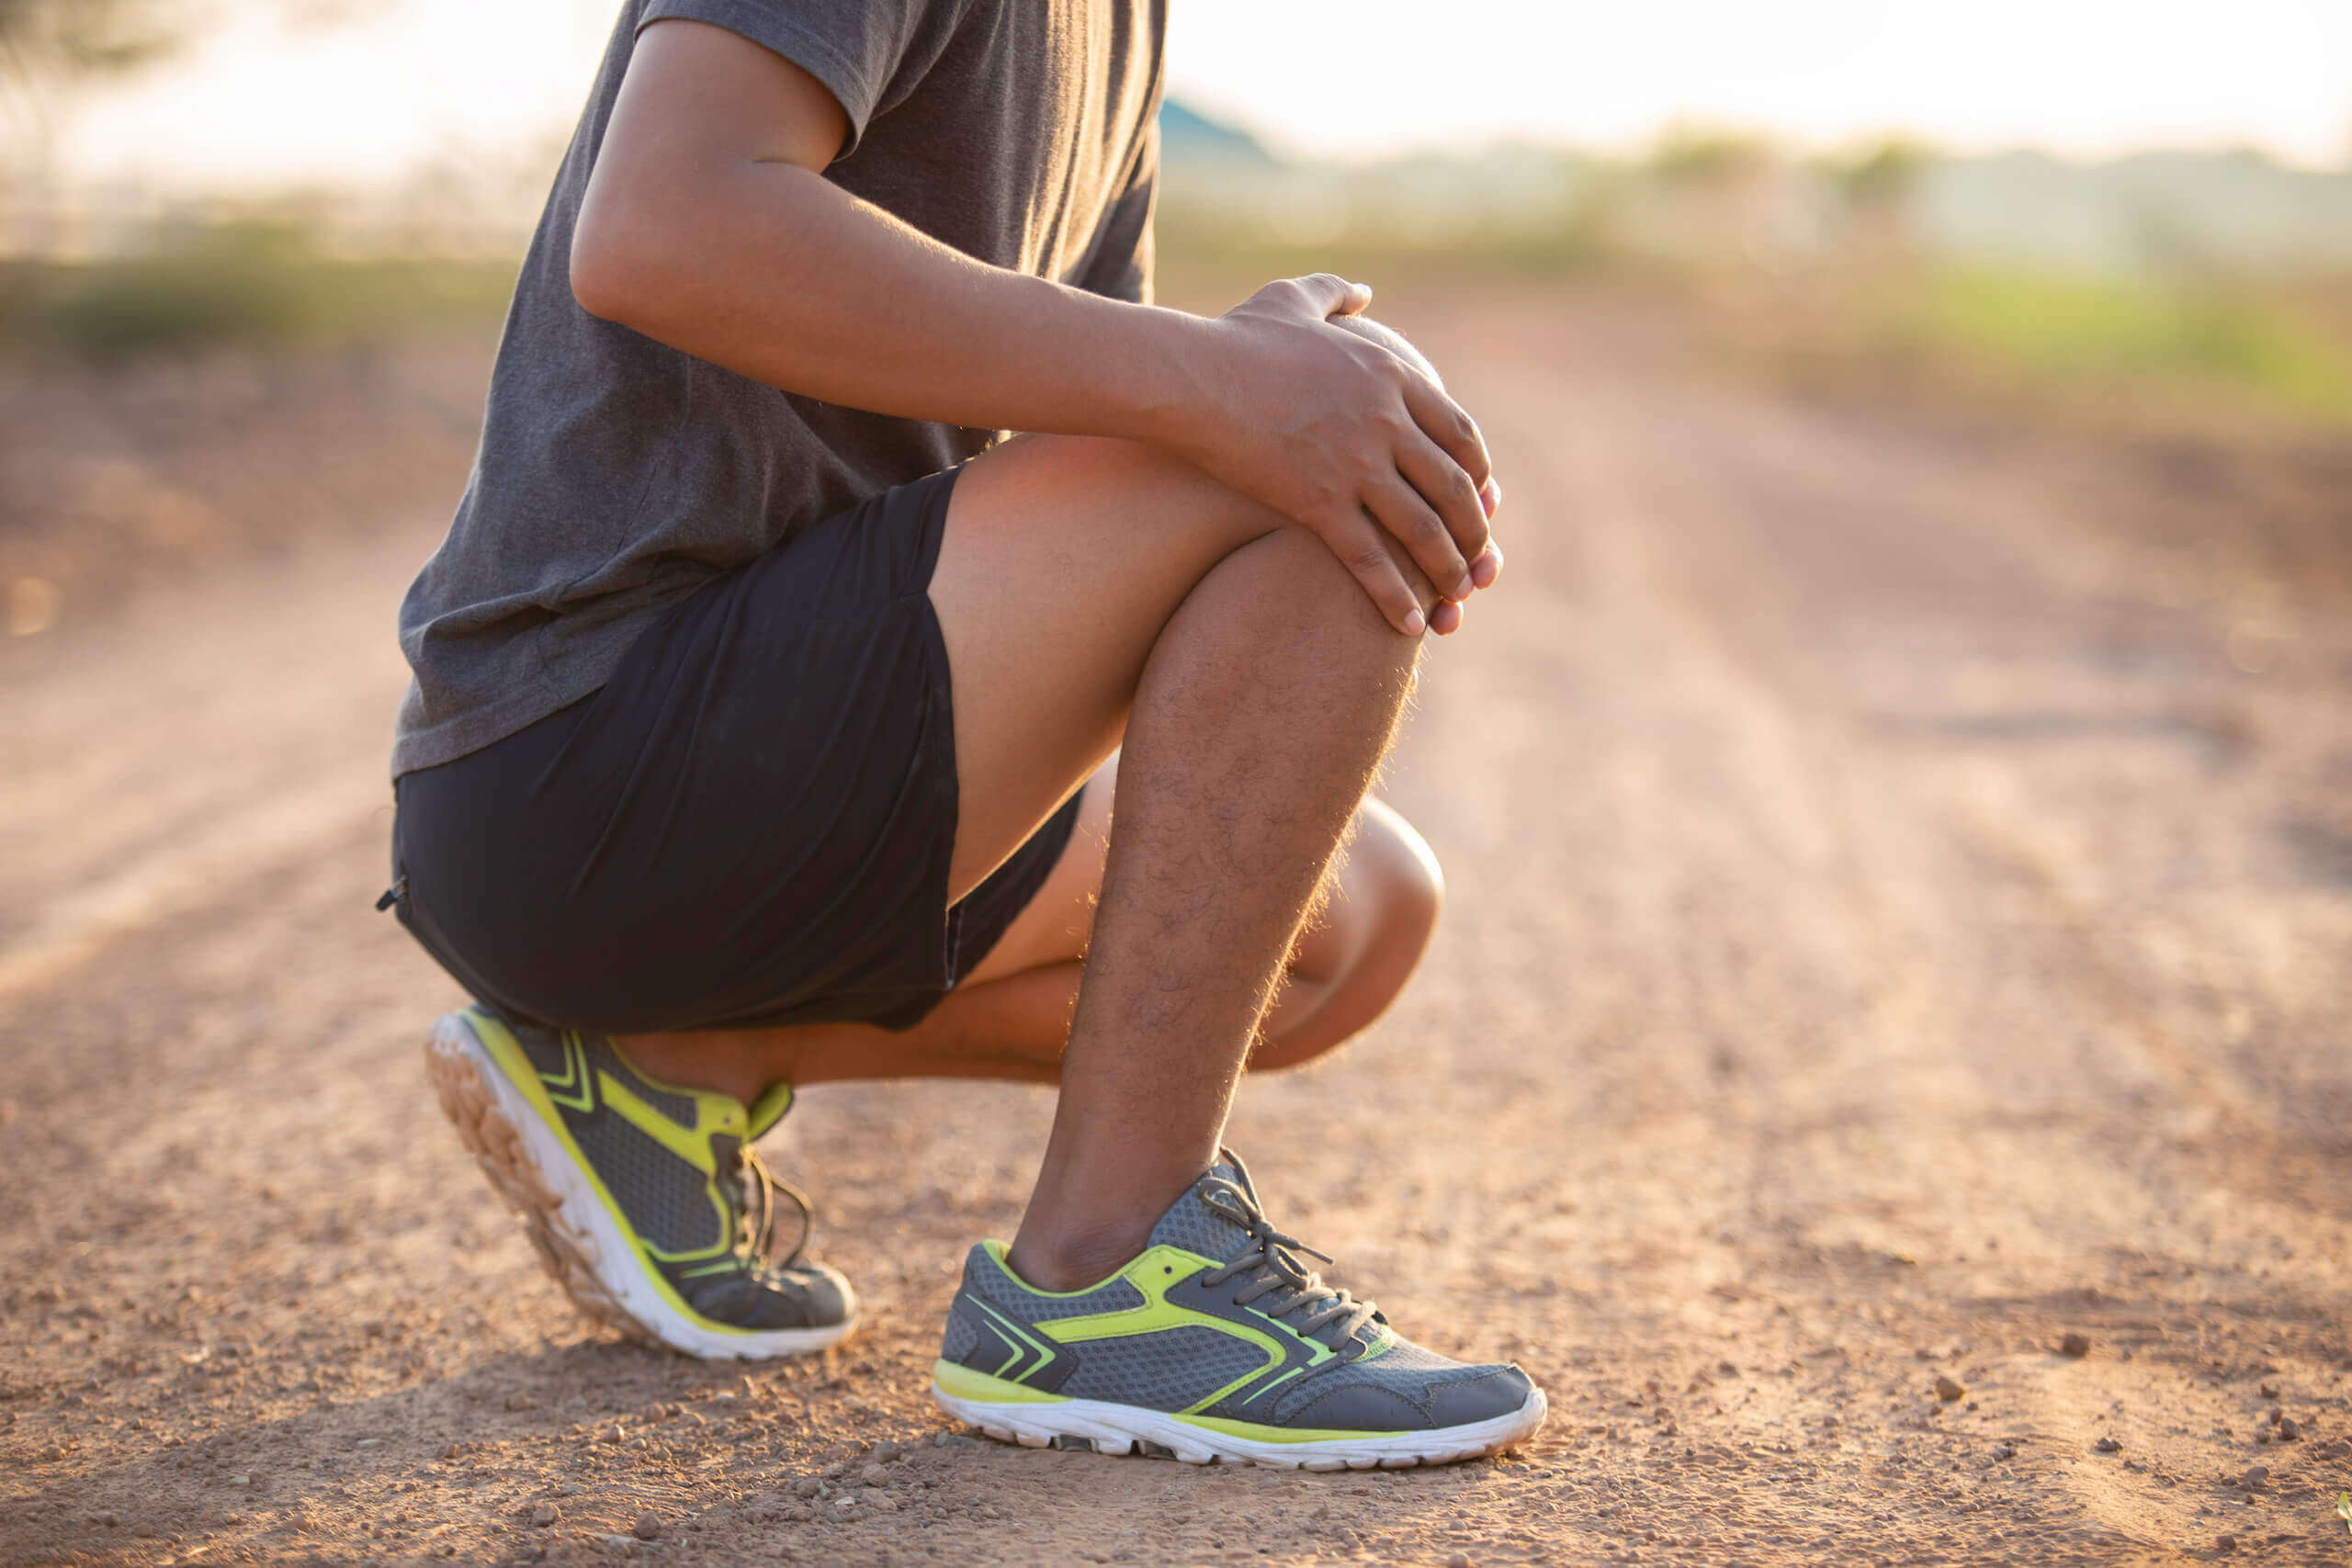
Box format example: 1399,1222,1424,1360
2,0,2348,636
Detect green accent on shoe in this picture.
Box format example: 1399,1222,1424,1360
1171,1412,1388,1444
933,1359,1072,1405
966,1297,1063,1385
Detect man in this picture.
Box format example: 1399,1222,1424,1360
389,0,1545,1470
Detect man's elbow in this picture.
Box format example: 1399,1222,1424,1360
569,195,662,326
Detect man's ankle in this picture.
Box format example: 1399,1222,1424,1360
610,1032,775,1108
1004,1219,1155,1293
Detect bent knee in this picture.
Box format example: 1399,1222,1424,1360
1362,797,1442,935
1236,525,1442,663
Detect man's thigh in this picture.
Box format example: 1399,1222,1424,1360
929,434,1287,900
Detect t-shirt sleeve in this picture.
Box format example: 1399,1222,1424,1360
636,0,960,157
1075,117,1159,306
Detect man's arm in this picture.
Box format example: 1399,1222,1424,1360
571,19,1498,633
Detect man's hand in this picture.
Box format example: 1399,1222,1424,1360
1156,275,1498,636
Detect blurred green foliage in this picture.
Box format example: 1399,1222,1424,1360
0,220,515,358
1824,137,1930,212
1646,124,1778,186
1898,265,2352,422
5,184,2344,438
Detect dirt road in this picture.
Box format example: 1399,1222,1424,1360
3,293,2347,1566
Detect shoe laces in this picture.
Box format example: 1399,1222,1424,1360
1194,1176,1379,1351
728,1145,814,1273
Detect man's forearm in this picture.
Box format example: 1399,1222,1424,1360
571,160,1205,448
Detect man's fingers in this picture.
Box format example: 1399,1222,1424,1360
1288,272,1371,321
1323,510,1428,637
1399,374,1491,491
1396,434,1491,580
1362,472,1473,603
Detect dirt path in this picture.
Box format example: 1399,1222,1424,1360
3,294,2347,1567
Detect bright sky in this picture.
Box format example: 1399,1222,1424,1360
43,0,2352,192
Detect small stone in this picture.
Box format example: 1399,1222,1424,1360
2095,1438,2121,1453
230,1476,250,1486
786,1505,812,1523
1448,1555,1473,1568
2259,1382,2279,1400
1934,1376,1966,1402
530,1503,560,1528
2241,1465,2268,1491
2216,1535,2236,1553
96,1512,120,1529
2277,1416,2301,1439
869,1494,897,1513
792,1478,822,1500
2059,1333,2090,1358
600,1534,639,1557
861,1464,889,1488
932,1432,954,1447
872,1440,903,1463
633,1512,662,1541
506,1393,537,1412
441,1443,464,1461
1717,1360,1737,1376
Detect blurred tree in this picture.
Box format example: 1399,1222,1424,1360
1648,124,1778,188
1823,136,1930,264
1829,137,1928,213
0,0,189,91
1,0,393,98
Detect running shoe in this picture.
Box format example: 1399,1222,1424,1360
930,1153,1545,1468
424,1006,856,1359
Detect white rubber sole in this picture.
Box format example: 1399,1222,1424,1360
931,1383,1548,1471
424,1014,857,1360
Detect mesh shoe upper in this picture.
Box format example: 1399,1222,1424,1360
501,1021,850,1333
938,1153,1535,1434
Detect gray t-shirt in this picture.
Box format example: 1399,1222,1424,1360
391,0,1164,777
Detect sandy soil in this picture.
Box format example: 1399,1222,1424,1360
2,291,2348,1566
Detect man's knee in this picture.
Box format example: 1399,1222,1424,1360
1230,524,1437,665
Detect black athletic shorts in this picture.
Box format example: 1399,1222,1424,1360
388,465,1083,1035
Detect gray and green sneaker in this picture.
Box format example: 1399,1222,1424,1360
424,1006,856,1359
930,1153,1545,1468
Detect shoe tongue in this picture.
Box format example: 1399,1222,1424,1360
1146,1153,1262,1263
745,1082,795,1142
1148,1155,1368,1352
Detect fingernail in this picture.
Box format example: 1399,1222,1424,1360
1470,553,1498,590
1403,607,1426,636
1481,479,1503,519
1453,574,1475,601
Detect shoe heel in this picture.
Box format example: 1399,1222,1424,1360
422,1019,651,1346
